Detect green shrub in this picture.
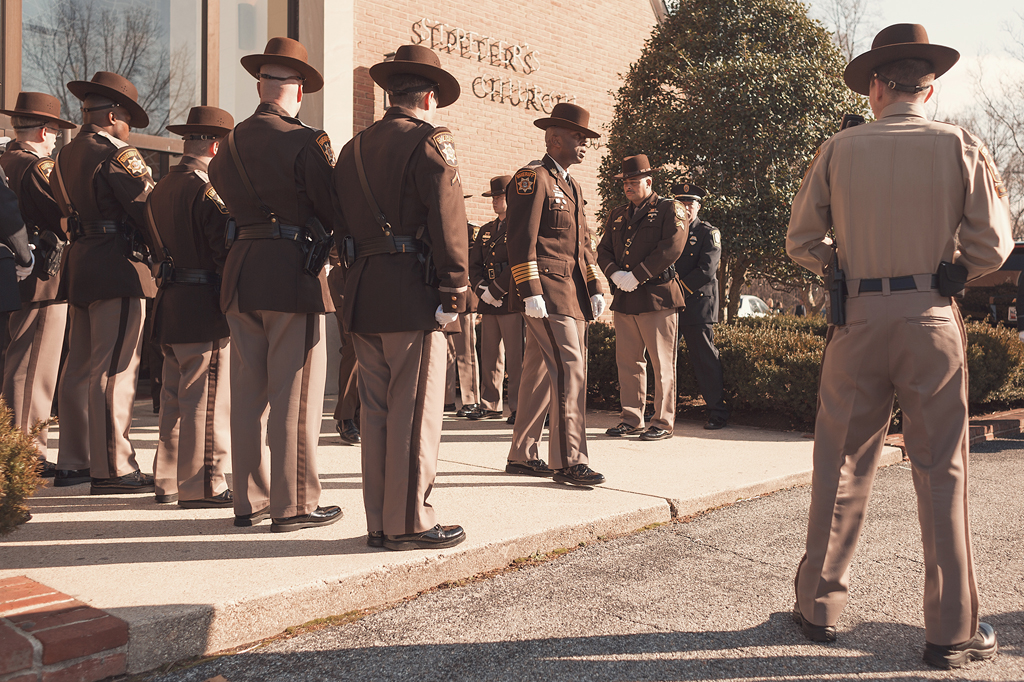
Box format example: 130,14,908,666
0,399,43,535
731,313,829,337
965,321,1024,404
587,322,619,409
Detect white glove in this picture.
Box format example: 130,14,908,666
591,294,606,318
610,270,639,292
15,245,35,281
524,295,548,318
481,288,502,307
435,305,458,326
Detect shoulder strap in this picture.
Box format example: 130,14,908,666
144,198,170,261
226,129,274,221
51,150,75,216
353,132,393,236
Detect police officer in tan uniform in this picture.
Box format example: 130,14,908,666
209,38,341,531
466,175,524,423
597,155,687,441
50,72,158,494
334,45,468,551
786,24,1013,668
0,93,75,474
327,259,361,445
506,103,607,486
147,106,234,508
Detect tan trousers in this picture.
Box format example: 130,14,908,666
796,289,978,646
2,301,67,458
352,329,446,536
614,309,677,431
509,314,589,469
331,316,360,421
154,338,230,500
226,310,326,518
445,312,480,405
478,313,524,413
56,298,145,478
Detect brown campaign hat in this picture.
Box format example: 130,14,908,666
67,71,149,128
672,182,707,201
614,154,656,179
369,45,461,108
166,106,234,137
0,92,76,129
534,102,600,139
844,24,959,96
241,37,324,93
482,175,512,197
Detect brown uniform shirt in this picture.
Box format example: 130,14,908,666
469,217,514,315
147,155,231,344
787,102,1013,280
208,102,336,314
597,192,688,315
0,142,63,302
49,124,157,304
507,154,603,319
333,106,469,334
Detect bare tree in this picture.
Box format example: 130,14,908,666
811,0,877,62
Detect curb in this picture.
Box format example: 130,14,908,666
884,409,1024,457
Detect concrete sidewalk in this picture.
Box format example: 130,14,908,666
0,400,902,675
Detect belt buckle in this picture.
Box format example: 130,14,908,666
487,267,496,280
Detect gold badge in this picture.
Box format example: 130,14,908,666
432,132,459,167
115,148,149,178
482,232,491,242
316,132,335,166
980,145,1008,199
514,169,536,195
205,186,228,214
36,158,55,180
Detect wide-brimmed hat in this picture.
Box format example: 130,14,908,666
0,92,76,129
369,45,461,108
166,106,234,137
67,71,149,128
844,24,959,96
482,175,512,197
534,102,600,139
672,182,707,201
241,37,324,93
614,154,656,179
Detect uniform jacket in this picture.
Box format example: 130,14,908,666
788,102,1013,283
49,124,157,304
208,102,336,314
0,166,30,312
333,106,469,334
597,192,688,315
147,155,231,345
464,221,480,314
674,218,721,325
469,217,515,315
1,142,64,302
506,154,603,319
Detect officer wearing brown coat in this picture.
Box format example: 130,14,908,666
445,218,481,416
326,258,361,445
334,44,468,551
50,72,158,494
787,24,1013,667
0,92,75,471
597,155,687,441
506,102,607,486
466,175,524,422
208,38,341,531
147,106,234,509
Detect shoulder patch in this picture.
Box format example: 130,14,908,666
114,148,149,178
205,186,228,214
431,131,458,167
514,169,536,195
36,158,55,180
979,145,1008,199
316,132,335,167
711,228,721,246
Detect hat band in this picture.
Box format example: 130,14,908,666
82,103,122,113
259,72,305,82
186,134,220,140
873,73,929,93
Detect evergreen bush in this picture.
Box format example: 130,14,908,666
0,398,44,535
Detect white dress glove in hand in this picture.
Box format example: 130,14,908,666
524,295,548,318
15,245,35,281
435,305,458,326
481,288,502,307
611,270,639,292
591,294,606,318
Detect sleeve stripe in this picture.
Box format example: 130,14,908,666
511,262,540,284
586,265,601,282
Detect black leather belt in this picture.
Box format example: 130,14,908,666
165,268,219,286
858,275,938,293
78,221,120,236
354,235,424,259
235,222,306,241
486,261,508,281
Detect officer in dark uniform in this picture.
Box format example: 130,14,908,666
672,182,729,430
0,166,30,319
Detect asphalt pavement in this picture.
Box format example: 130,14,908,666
138,436,1024,682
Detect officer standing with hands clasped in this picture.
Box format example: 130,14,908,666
505,102,607,486
787,24,1013,668
598,155,687,441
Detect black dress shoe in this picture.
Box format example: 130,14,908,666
234,507,270,527
705,416,728,430
923,622,998,669
367,530,385,548
553,464,606,486
179,489,234,509
467,408,503,420
456,403,480,417
54,468,91,487
792,603,837,643
384,524,466,551
443,403,457,413
90,470,155,495
606,422,643,437
505,459,554,477
271,505,343,533
506,411,516,425
155,492,178,504
37,458,56,478
640,426,673,441
336,419,361,445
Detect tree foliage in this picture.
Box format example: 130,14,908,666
600,0,866,321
